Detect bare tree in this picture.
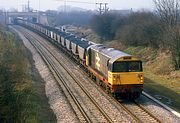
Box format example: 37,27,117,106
154,0,180,70
153,0,180,27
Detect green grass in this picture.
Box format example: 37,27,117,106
144,68,180,112
0,25,56,122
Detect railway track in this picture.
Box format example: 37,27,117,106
79,66,162,123
15,25,162,123
18,26,114,123
117,100,161,123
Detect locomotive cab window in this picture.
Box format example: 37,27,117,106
112,62,127,72
112,61,142,72
128,61,142,72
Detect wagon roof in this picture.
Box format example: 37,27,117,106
71,37,92,48
43,26,59,33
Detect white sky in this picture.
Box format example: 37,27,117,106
0,0,155,11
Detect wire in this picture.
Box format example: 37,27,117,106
55,0,97,5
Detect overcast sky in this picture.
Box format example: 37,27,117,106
0,0,155,11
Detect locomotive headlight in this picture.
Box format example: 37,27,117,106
138,74,143,83
113,75,116,81
140,76,143,80
138,74,143,79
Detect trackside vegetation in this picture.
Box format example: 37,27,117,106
0,25,56,122
90,11,180,70
90,0,180,70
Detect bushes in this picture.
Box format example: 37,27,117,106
90,12,162,47
0,27,33,122
90,14,117,40
0,26,56,122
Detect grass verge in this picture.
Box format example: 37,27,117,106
144,68,180,112
0,25,56,122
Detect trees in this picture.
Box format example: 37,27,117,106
153,0,180,27
116,12,161,47
90,12,162,47
90,13,116,40
154,0,180,70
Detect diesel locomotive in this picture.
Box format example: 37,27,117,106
16,19,144,99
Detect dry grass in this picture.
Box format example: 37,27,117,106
0,26,56,122
144,68,180,112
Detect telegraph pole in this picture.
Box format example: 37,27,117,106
96,2,108,15
96,3,103,15
104,3,109,13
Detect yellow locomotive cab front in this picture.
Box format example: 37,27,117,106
108,71,144,85
108,58,144,85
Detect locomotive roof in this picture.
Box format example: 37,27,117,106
89,44,132,63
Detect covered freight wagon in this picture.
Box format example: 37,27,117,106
65,35,76,51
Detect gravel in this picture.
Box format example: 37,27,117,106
12,26,79,123
136,95,180,123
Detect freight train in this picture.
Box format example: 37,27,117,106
16,19,144,99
